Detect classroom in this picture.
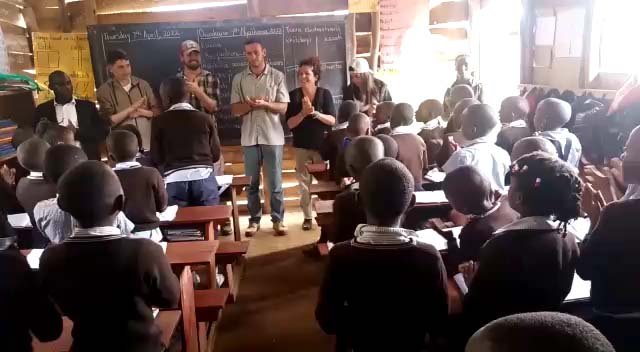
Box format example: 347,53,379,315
0,0,637,351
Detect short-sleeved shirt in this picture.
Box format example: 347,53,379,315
285,87,336,151
176,69,220,115
96,76,159,150
230,65,289,146
442,141,511,192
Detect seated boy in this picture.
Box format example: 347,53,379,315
375,134,399,158
36,119,75,147
466,312,615,352
436,98,480,167
115,124,154,167
316,158,448,352
445,84,475,119
334,112,371,183
40,161,180,352
0,211,62,351
443,104,511,192
34,144,134,244
108,130,168,242
390,103,429,190
15,137,56,248
510,136,558,161
417,99,446,160
442,165,518,272
151,77,221,206
496,96,531,154
534,98,582,168
321,100,359,182
372,101,395,135
330,136,385,244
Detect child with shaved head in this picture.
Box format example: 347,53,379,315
510,136,558,161
372,101,395,135
40,161,179,352
390,103,429,190
417,99,446,160
316,158,448,351
496,96,531,154
334,113,371,182
321,100,360,183
534,98,582,168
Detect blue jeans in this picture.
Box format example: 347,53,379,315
166,174,220,207
243,144,284,223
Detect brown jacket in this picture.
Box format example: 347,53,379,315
391,133,429,190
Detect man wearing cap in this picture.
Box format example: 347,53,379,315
343,58,392,116
231,38,290,237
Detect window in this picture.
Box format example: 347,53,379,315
593,0,640,75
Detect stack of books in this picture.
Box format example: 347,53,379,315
0,119,17,161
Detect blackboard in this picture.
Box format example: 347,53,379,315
87,16,350,145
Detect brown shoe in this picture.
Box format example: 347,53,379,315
302,219,313,231
273,222,288,236
245,222,260,237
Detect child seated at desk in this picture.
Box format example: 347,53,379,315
334,113,371,183
15,137,56,248
36,119,75,147
375,134,399,158
496,96,531,155
461,152,581,343
416,99,446,160
316,158,448,352
442,165,518,272
534,98,582,169
435,98,479,168
443,104,511,192
40,161,179,352
33,144,134,244
372,101,395,135
577,126,640,351
0,211,62,351
390,103,429,191
321,100,359,182
108,130,167,242
510,136,558,161
114,124,154,167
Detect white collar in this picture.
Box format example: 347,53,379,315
334,122,348,130
539,128,569,137
354,224,414,245
71,226,122,238
391,124,420,135
462,125,501,147
508,120,527,128
27,171,44,180
168,102,196,111
423,117,445,130
113,161,142,171
494,216,558,234
54,98,76,107
375,122,390,130
470,201,501,219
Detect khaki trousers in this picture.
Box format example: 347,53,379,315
294,148,323,219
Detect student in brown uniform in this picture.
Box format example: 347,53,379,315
316,158,448,352
372,101,395,135
577,125,640,352
0,211,62,352
334,112,371,183
40,161,180,352
321,100,359,182
390,103,429,191
442,165,518,272
510,136,558,161
435,98,480,168
496,96,531,154
417,99,446,159
461,152,581,344
330,136,385,244
108,130,168,242
375,134,399,158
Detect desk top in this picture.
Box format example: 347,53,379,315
161,205,232,225
310,181,342,193
306,163,328,173
232,176,251,187
166,241,219,266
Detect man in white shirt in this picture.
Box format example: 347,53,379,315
443,104,511,192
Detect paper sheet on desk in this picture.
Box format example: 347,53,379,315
414,191,449,204
424,170,446,183
414,226,462,251
26,249,44,269
216,175,233,195
8,213,31,228
565,273,591,302
157,205,179,222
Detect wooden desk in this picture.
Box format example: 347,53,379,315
216,240,250,302
314,200,334,228
310,181,342,200
167,241,218,289
306,163,330,182
231,176,250,241
160,205,232,241
32,310,181,352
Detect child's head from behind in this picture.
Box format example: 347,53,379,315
337,100,360,125
534,98,571,132
373,101,396,126
37,120,74,146
450,98,479,132
507,152,582,227
511,137,557,162
448,84,474,112
17,137,50,172
347,113,371,138
390,103,414,129
443,165,494,216
461,104,499,141
108,130,139,163
115,124,144,153
44,144,87,185
375,134,399,159
360,158,414,226
345,136,384,180
58,161,124,229
416,99,444,123
499,96,530,124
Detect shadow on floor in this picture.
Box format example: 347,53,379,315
214,246,334,352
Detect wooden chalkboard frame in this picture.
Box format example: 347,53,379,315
87,15,353,145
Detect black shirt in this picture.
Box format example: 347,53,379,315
286,87,336,151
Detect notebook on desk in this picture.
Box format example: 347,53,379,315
414,226,463,251
216,175,233,195
413,191,449,204
8,213,31,228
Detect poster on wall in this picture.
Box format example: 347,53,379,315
379,0,429,71
0,26,9,73
32,32,96,103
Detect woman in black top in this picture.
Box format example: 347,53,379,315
343,58,392,116
286,57,336,230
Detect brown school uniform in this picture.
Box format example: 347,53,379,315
16,177,56,220
463,219,579,334
40,234,180,352
391,133,429,190
496,125,532,155
419,126,445,164
330,188,366,244
114,166,168,232
577,199,640,314
320,128,348,182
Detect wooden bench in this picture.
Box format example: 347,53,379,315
161,205,232,241
310,181,342,200
216,240,250,302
